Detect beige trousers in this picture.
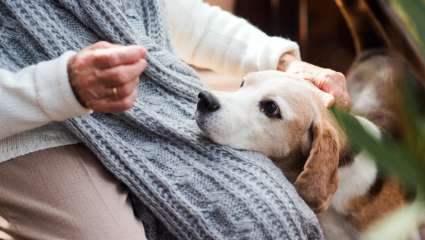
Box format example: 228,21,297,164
0,144,146,240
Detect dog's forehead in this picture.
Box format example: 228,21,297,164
244,70,293,83
244,71,316,96
244,71,311,88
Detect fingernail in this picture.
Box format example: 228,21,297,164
141,59,148,67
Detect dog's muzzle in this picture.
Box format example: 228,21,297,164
197,91,220,113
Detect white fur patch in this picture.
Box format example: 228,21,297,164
331,116,381,214
332,152,378,214
352,86,379,114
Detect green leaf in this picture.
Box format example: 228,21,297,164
389,0,425,59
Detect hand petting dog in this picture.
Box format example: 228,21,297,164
278,53,351,111
68,41,148,113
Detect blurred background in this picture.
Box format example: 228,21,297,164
205,0,355,73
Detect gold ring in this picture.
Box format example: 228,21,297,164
112,87,119,99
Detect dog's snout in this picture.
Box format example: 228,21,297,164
197,91,220,113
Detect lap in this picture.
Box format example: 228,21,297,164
0,144,146,240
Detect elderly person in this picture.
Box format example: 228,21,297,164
0,0,349,239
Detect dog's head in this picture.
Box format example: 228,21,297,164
196,71,345,212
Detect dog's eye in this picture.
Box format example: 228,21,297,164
259,100,281,119
240,81,245,88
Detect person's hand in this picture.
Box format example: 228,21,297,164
278,53,351,110
68,41,147,113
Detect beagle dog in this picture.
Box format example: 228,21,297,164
195,71,409,232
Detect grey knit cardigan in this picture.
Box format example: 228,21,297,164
0,0,323,239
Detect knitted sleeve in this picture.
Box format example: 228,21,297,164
0,51,91,140
165,0,300,77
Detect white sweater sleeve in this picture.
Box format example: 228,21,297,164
0,51,91,140
165,0,301,77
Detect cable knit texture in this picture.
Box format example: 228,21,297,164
0,1,323,239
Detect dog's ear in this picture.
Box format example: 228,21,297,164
294,117,342,213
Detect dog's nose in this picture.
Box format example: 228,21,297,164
197,91,220,113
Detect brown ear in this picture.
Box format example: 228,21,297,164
294,118,342,213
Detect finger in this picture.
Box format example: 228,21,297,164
77,42,120,60
92,45,147,69
318,91,335,108
97,79,139,99
97,59,147,87
90,90,138,113
305,69,335,89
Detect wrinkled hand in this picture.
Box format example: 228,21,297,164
68,41,147,113
278,54,351,110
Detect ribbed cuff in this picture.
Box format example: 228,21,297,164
257,37,301,71
34,51,92,122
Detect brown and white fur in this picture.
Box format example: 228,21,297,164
195,70,409,233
